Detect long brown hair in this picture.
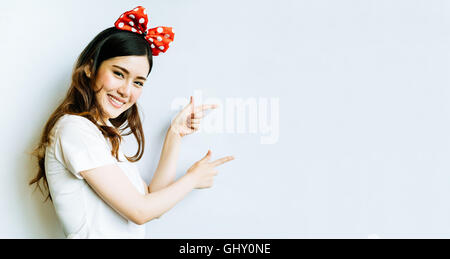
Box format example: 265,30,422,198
29,27,153,202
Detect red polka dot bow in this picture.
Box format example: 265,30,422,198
114,6,174,56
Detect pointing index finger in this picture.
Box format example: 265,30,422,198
204,104,219,110
210,156,235,167
194,104,218,114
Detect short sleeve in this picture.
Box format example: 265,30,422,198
54,116,116,180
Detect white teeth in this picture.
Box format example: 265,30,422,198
109,95,124,106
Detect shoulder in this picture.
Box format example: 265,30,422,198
54,114,102,139
55,114,99,131
56,114,96,128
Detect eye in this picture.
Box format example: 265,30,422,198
114,71,124,78
135,81,144,87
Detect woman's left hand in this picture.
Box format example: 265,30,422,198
170,96,218,138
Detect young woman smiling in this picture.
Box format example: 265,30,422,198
29,6,234,239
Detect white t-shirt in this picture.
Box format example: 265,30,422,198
44,114,146,239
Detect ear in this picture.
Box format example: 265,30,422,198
84,59,93,78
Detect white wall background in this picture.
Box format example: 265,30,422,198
1,0,450,238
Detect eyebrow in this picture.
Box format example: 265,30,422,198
112,65,147,81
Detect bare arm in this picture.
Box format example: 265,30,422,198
148,126,181,193
80,164,196,225
147,96,218,193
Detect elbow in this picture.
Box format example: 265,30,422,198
131,215,148,226
134,215,160,225
132,195,162,225
132,215,145,226
133,210,161,225
134,219,147,226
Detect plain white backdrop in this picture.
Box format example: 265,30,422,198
1,0,450,238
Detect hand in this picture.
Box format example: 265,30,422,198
186,150,234,189
170,96,218,138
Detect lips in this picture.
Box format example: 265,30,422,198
108,94,126,103
107,94,126,108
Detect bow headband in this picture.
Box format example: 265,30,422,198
114,6,174,56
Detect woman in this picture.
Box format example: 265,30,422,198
29,6,234,238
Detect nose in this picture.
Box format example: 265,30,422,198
117,81,132,98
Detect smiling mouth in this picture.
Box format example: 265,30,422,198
107,94,125,108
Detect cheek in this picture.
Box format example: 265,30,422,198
127,89,142,105
95,76,117,103
96,71,120,92
97,73,119,91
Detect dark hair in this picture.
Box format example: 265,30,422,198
82,27,153,77
29,27,152,202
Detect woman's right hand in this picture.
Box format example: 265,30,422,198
186,150,235,189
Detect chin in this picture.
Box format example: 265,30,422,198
103,101,128,120
108,107,126,118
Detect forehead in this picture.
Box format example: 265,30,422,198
103,55,149,77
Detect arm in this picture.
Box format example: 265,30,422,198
147,96,218,193
148,126,181,193
80,164,196,225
